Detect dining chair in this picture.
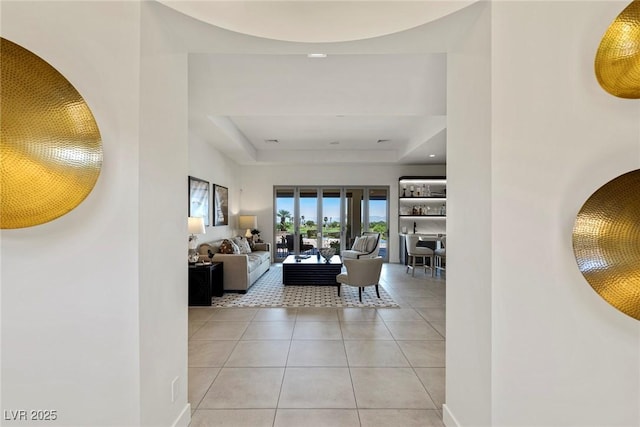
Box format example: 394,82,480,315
434,236,446,275
405,234,434,277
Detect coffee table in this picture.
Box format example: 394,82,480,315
282,255,343,290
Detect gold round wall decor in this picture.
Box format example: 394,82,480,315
1,38,102,229
595,0,640,98
572,169,640,320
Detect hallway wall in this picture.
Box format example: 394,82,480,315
1,2,144,425
139,2,191,424
445,1,492,425
490,1,640,425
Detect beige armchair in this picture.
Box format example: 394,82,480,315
336,257,384,302
341,232,381,259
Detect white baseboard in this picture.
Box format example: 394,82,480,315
171,403,191,427
442,404,461,427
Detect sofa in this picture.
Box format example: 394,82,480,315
197,237,271,293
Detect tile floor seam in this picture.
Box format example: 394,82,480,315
410,364,440,410
191,367,222,411
189,321,206,338
192,335,244,410
273,338,294,413
347,365,360,415
424,319,445,340
273,326,298,412
227,329,248,358
389,312,439,412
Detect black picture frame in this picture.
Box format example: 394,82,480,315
213,184,229,226
188,176,210,226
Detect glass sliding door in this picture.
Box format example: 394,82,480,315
344,188,364,250
322,188,343,254
274,185,389,262
368,188,389,260
298,188,319,255
275,188,295,260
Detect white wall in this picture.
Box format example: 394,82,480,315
1,2,142,425
445,1,492,425
1,3,192,426
238,164,445,263
490,1,640,426
139,3,190,425
188,135,243,242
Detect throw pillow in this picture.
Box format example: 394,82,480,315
352,236,368,252
218,239,237,254
365,234,378,252
233,236,252,254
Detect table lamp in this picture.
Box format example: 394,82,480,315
238,215,257,240
188,216,206,263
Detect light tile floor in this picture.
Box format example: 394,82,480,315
188,263,445,427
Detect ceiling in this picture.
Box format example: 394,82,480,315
188,52,447,165
170,1,479,166
160,1,475,43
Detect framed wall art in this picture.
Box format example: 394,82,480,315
188,176,210,226
213,184,229,226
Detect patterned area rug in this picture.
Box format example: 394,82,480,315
211,265,399,308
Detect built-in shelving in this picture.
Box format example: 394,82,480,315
398,176,446,235
398,176,446,264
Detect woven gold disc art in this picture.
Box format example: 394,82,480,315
595,0,640,98
572,170,640,320
1,38,102,229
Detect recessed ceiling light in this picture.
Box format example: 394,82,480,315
307,53,327,58
264,139,279,144
429,154,436,158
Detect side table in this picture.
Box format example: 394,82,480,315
188,262,223,306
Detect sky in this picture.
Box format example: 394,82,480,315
276,197,387,223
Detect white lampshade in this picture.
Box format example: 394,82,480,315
188,216,206,235
239,215,257,238
238,215,257,230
